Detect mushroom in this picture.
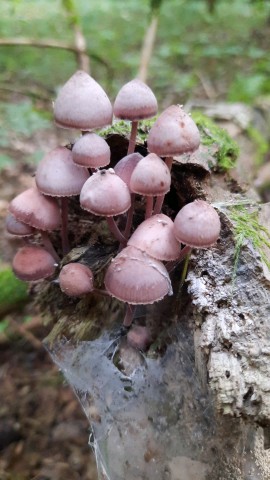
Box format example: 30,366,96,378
72,133,111,170
127,213,180,261
80,169,131,244
59,263,94,296
54,70,113,131
129,153,171,219
104,245,172,326
113,79,158,155
9,187,61,261
5,213,35,238
35,146,89,255
147,105,200,214
12,246,56,281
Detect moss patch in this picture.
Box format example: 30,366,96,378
192,111,240,171
0,268,29,315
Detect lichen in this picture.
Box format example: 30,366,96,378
192,111,240,171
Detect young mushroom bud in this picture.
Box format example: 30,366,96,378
59,263,94,297
72,133,111,169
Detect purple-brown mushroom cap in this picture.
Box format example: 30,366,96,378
12,246,56,281
59,263,94,296
5,213,35,237
72,133,111,169
147,105,200,157
9,187,61,231
104,246,172,305
128,214,180,261
130,153,171,196
113,79,158,121
80,169,131,216
173,200,221,248
114,152,143,190
36,147,89,197
54,71,113,130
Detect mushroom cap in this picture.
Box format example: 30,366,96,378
36,147,89,197
147,105,200,157
128,214,180,261
5,213,35,237
114,152,143,190
72,133,111,168
80,169,131,217
127,325,151,351
113,79,158,120
104,245,172,305
130,153,171,196
59,263,94,296
173,200,221,248
12,246,56,281
54,71,113,130
9,187,61,231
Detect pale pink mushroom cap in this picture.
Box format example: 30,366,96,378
80,169,131,217
114,79,158,121
54,71,113,130
114,152,143,190
104,246,172,305
59,263,94,296
9,187,61,231
5,213,35,237
173,200,221,248
147,105,200,157
72,133,111,168
128,214,180,261
130,153,171,196
12,246,56,281
36,147,89,197
127,325,151,351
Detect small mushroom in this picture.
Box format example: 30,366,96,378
72,133,111,169
12,246,56,281
59,263,94,296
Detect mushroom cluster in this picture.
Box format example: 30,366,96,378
7,71,221,333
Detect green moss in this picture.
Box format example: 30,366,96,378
228,205,270,276
0,268,29,315
192,111,240,171
100,117,157,145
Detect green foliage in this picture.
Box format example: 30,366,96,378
228,205,270,276
192,112,240,171
0,268,29,315
245,125,268,166
61,0,80,26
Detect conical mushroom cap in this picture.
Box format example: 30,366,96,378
147,105,200,157
36,147,89,197
173,200,221,248
12,246,56,281
9,187,61,231
128,214,180,261
130,153,171,196
54,71,113,130
72,133,111,168
80,169,131,216
104,246,172,305
114,79,158,121
114,152,143,190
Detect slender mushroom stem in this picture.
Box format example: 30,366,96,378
145,196,154,219
123,304,136,327
40,231,60,262
153,156,173,215
174,251,191,314
106,216,127,245
124,193,135,239
166,245,192,273
127,121,138,155
61,197,70,255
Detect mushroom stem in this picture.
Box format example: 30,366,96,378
127,121,138,155
124,193,135,239
40,231,60,263
166,245,192,273
145,196,154,219
106,216,127,245
61,197,70,255
123,304,135,327
153,156,173,215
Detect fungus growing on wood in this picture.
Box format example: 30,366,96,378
12,246,56,281
59,263,94,297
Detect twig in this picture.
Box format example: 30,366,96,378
137,15,159,82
